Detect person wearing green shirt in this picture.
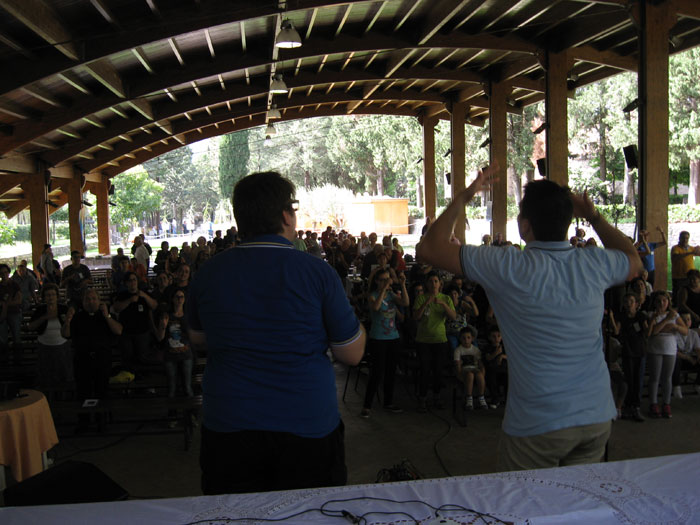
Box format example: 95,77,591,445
413,271,456,411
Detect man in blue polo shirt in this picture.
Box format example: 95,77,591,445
187,171,365,494
635,226,666,287
417,167,642,471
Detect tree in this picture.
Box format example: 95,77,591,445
111,168,163,242
670,47,700,204
219,130,250,199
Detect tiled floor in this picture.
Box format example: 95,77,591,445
4,363,700,503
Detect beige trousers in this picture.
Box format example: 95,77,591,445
497,420,612,472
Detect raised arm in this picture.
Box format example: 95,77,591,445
570,190,643,281
416,163,500,275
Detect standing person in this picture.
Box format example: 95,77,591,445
360,269,409,418
27,284,72,395
635,227,666,287
60,251,92,308
39,244,59,285
0,264,22,362
187,171,365,495
12,261,38,314
412,271,456,411
112,272,158,371
671,231,698,306
417,167,641,471
292,230,307,252
62,288,122,402
133,236,150,270
155,291,194,399
646,291,686,419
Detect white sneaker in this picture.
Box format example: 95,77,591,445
673,386,683,399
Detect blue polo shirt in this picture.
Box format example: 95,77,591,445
638,242,658,272
460,241,629,437
187,234,361,438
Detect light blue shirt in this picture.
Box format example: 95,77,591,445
460,241,629,437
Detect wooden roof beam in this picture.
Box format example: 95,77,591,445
570,45,637,71
57,71,93,95
675,0,700,20
0,173,29,196
126,98,155,120
418,0,476,45
84,59,126,98
1,0,79,61
89,0,121,28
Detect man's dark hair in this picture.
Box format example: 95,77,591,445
519,180,573,241
0,263,10,273
71,250,81,258
233,172,296,240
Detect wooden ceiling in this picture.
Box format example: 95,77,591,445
0,0,699,207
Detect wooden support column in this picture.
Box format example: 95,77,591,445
490,81,509,240
92,176,111,255
422,116,437,223
638,0,672,290
61,172,84,254
21,173,48,269
450,101,467,243
545,50,569,186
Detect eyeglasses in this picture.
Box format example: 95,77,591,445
288,199,299,212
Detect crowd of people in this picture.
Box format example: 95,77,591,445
4,169,700,487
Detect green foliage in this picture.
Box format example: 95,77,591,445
408,206,424,219
670,47,700,171
111,169,163,239
14,224,30,243
668,205,700,223
597,204,636,223
219,131,250,199
0,215,15,245
55,224,70,239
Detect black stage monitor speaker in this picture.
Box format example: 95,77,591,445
536,158,546,176
3,460,129,506
623,144,638,170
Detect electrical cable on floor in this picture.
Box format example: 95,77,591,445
55,423,146,461
428,408,454,477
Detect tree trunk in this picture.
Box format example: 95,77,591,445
416,174,423,208
507,166,520,204
304,170,310,190
623,163,636,206
377,169,384,196
690,158,700,205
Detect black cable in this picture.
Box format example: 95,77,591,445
428,406,454,477
54,423,146,460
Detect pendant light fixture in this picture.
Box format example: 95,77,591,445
275,20,302,49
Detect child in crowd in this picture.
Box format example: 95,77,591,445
611,293,647,422
453,325,487,410
647,291,687,419
481,325,508,408
672,311,700,397
606,320,627,420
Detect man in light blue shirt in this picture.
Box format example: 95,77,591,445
418,167,642,471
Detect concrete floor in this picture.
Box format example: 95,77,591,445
6,362,700,503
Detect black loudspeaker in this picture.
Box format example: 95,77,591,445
445,172,451,185
623,144,638,169
536,158,546,176
3,461,129,506
108,183,115,196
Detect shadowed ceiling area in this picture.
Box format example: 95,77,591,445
0,0,699,215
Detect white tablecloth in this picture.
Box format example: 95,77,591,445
2,453,699,524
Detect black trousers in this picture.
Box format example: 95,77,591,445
417,342,448,398
200,421,347,495
622,356,643,408
363,338,400,409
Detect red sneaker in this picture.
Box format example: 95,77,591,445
649,404,661,418
662,404,672,419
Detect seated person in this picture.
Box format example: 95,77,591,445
154,291,194,399
677,269,700,327
444,283,476,349
153,241,170,274
453,325,487,410
150,272,172,307
130,257,148,286
60,251,92,308
673,311,700,396
164,264,191,304
481,324,508,407
165,247,183,277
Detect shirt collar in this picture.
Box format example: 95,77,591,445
524,240,574,251
240,234,294,248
